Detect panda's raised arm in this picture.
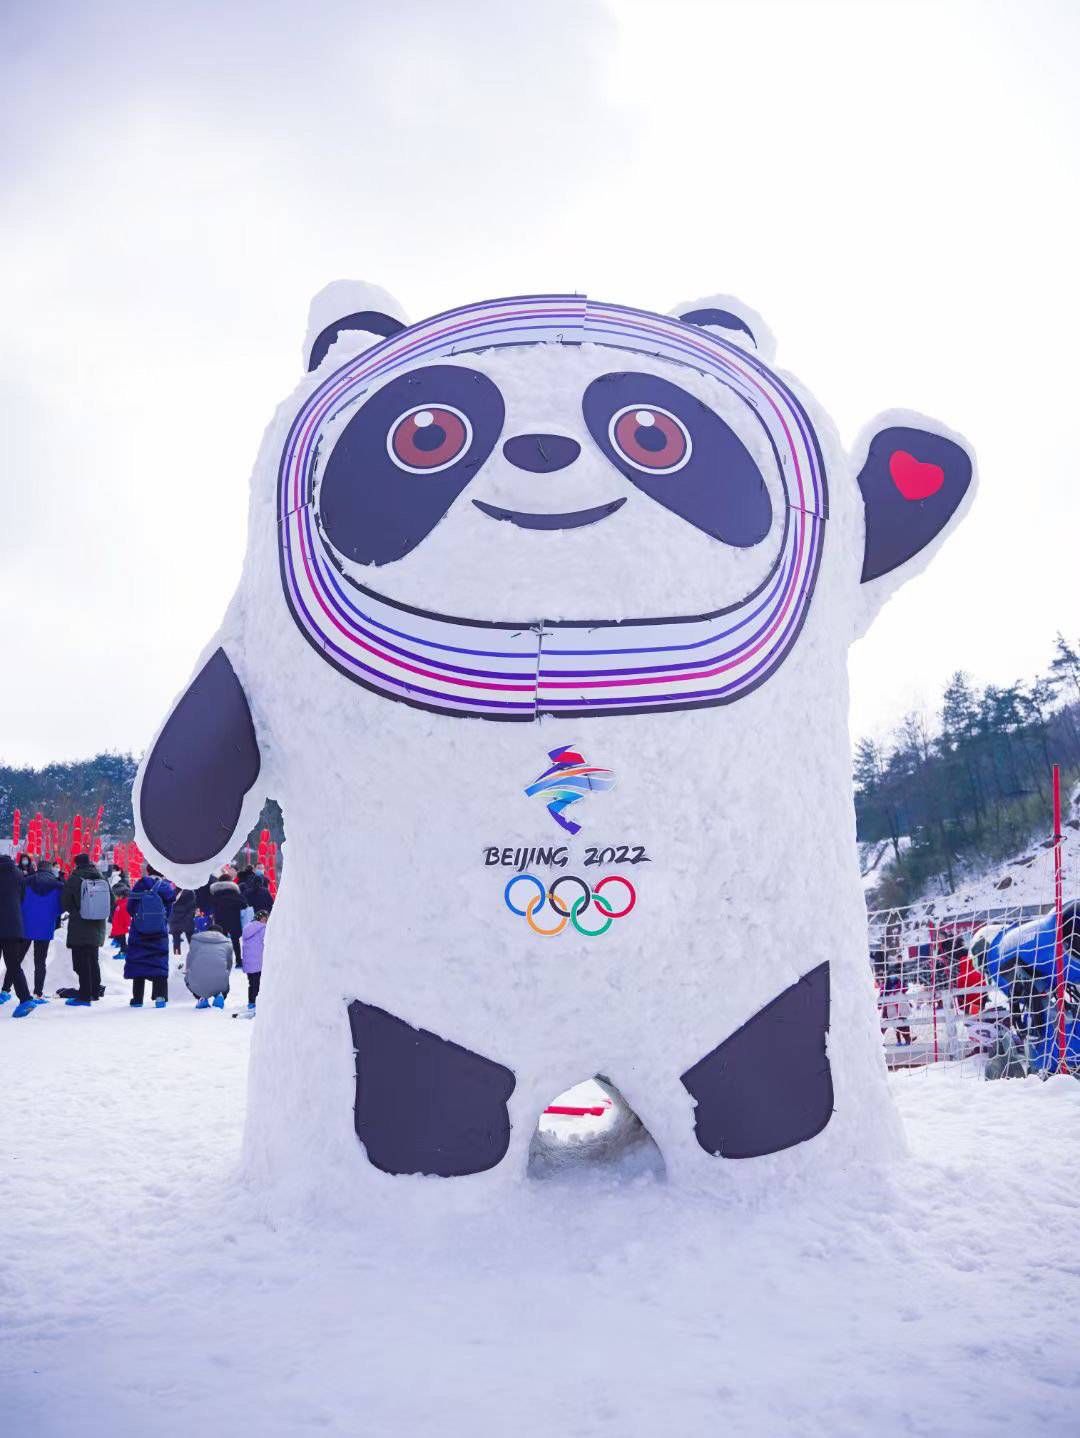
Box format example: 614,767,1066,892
134,647,264,885
854,410,976,634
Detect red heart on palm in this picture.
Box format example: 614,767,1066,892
889,450,945,501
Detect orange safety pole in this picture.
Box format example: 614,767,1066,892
1053,764,1067,1075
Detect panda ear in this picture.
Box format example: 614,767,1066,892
671,294,776,364
855,411,975,629
304,280,408,371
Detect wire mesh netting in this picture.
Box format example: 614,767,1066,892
868,850,1078,1079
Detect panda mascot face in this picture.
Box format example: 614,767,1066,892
133,285,975,1202
280,295,830,719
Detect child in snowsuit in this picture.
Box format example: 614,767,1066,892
880,971,913,1046
240,911,268,1011
184,924,234,1009
110,886,131,956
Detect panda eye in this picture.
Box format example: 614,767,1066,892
608,405,690,474
387,405,473,474
583,370,774,548
317,363,504,566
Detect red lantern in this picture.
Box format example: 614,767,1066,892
92,837,102,863
12,809,20,848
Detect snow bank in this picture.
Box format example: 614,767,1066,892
2,1000,1078,1436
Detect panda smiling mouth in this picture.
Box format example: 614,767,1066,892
471,497,627,531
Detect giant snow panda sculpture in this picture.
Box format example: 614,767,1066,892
134,287,975,1194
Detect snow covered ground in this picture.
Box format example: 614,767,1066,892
3,959,1079,1437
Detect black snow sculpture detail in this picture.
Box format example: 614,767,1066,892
582,371,773,547
680,962,833,1158
858,426,973,582
318,363,505,565
307,310,406,371
678,306,758,346
138,648,261,867
348,1001,516,1177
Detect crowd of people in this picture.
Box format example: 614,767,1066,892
0,842,273,1019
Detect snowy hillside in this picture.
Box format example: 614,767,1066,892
2,952,1079,1437
868,784,1080,916
859,836,911,894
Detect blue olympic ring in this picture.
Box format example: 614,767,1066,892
503,874,547,916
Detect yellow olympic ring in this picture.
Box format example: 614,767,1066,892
525,892,568,936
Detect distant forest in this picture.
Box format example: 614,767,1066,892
856,633,1080,907
0,752,283,861
0,752,139,837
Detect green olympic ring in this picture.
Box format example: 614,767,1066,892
569,891,614,937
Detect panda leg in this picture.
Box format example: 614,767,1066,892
678,962,835,1166
347,1001,517,1179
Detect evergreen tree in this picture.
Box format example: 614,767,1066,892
1048,632,1080,704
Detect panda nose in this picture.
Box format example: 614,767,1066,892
502,433,581,473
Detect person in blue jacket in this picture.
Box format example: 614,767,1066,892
125,866,177,1008
1,858,63,1000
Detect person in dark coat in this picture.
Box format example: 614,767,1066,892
207,872,245,967
0,850,37,1016
125,867,176,1007
61,853,114,1006
168,888,197,958
2,858,63,999
238,866,274,915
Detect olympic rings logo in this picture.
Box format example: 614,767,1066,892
503,873,637,937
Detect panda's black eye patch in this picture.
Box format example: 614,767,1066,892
318,364,504,566
582,372,773,547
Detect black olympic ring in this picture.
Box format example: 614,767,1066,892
548,875,593,918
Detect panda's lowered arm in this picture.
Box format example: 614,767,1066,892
134,646,264,883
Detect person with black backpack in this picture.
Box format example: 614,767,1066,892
125,865,176,1008
61,852,115,1007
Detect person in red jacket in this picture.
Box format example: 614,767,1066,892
110,885,132,956
954,944,985,1017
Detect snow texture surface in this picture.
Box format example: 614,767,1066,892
1,979,1078,1437
132,287,976,1203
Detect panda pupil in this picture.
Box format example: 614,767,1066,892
635,424,667,453
414,423,447,453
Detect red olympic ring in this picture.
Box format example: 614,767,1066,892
593,874,636,919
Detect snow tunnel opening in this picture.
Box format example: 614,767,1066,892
526,1075,666,1182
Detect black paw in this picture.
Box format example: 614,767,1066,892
348,1002,516,1177
680,962,833,1159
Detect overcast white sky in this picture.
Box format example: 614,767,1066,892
2,0,1078,767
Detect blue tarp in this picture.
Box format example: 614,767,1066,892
981,911,1080,1071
